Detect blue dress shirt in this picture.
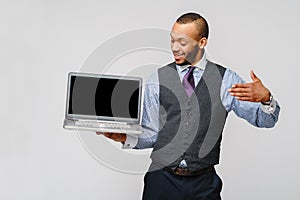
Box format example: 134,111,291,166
124,53,280,149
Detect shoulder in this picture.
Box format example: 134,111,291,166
158,62,176,72
207,60,244,82
207,60,227,76
224,68,245,84
146,62,176,84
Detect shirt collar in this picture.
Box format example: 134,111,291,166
177,51,207,72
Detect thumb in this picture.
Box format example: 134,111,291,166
250,70,260,82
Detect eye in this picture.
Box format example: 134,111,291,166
179,40,187,46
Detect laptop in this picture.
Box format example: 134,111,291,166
63,72,143,134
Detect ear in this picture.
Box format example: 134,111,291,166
198,37,208,49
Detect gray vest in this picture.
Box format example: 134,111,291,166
150,61,228,172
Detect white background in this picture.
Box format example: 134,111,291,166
1,0,299,199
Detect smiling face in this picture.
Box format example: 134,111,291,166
171,22,207,65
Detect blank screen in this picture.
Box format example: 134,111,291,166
68,75,140,119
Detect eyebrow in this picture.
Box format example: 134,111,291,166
170,33,187,41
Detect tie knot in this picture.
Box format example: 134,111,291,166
183,66,196,97
186,66,195,76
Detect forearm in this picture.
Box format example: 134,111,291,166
223,69,281,128
135,127,157,149
231,97,280,128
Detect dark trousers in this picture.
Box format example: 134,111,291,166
142,168,222,200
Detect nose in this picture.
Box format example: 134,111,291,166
171,41,179,52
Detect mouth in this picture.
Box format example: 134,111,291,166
173,53,184,60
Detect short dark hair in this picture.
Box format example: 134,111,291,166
176,12,209,39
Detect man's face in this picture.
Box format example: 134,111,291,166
171,22,202,65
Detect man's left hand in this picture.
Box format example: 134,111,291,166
228,70,271,102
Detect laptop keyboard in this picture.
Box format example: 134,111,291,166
75,121,131,129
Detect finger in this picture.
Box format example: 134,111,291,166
228,87,250,93
110,134,124,141
230,92,251,97
109,133,126,142
235,96,252,101
231,83,251,89
109,133,120,140
116,134,126,142
103,132,112,138
250,70,260,82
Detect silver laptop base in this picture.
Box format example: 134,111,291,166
63,119,143,135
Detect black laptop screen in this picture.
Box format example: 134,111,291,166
68,75,140,119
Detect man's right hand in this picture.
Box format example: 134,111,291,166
96,132,127,143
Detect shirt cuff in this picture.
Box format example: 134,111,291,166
260,98,277,114
122,134,138,149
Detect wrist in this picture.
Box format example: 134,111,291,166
261,92,273,105
122,134,138,149
121,134,127,143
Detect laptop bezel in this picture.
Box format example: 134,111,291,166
65,72,143,124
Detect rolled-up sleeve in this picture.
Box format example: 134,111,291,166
221,69,280,128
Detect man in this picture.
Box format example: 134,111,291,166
99,12,280,200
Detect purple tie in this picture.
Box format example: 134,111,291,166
183,66,195,97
